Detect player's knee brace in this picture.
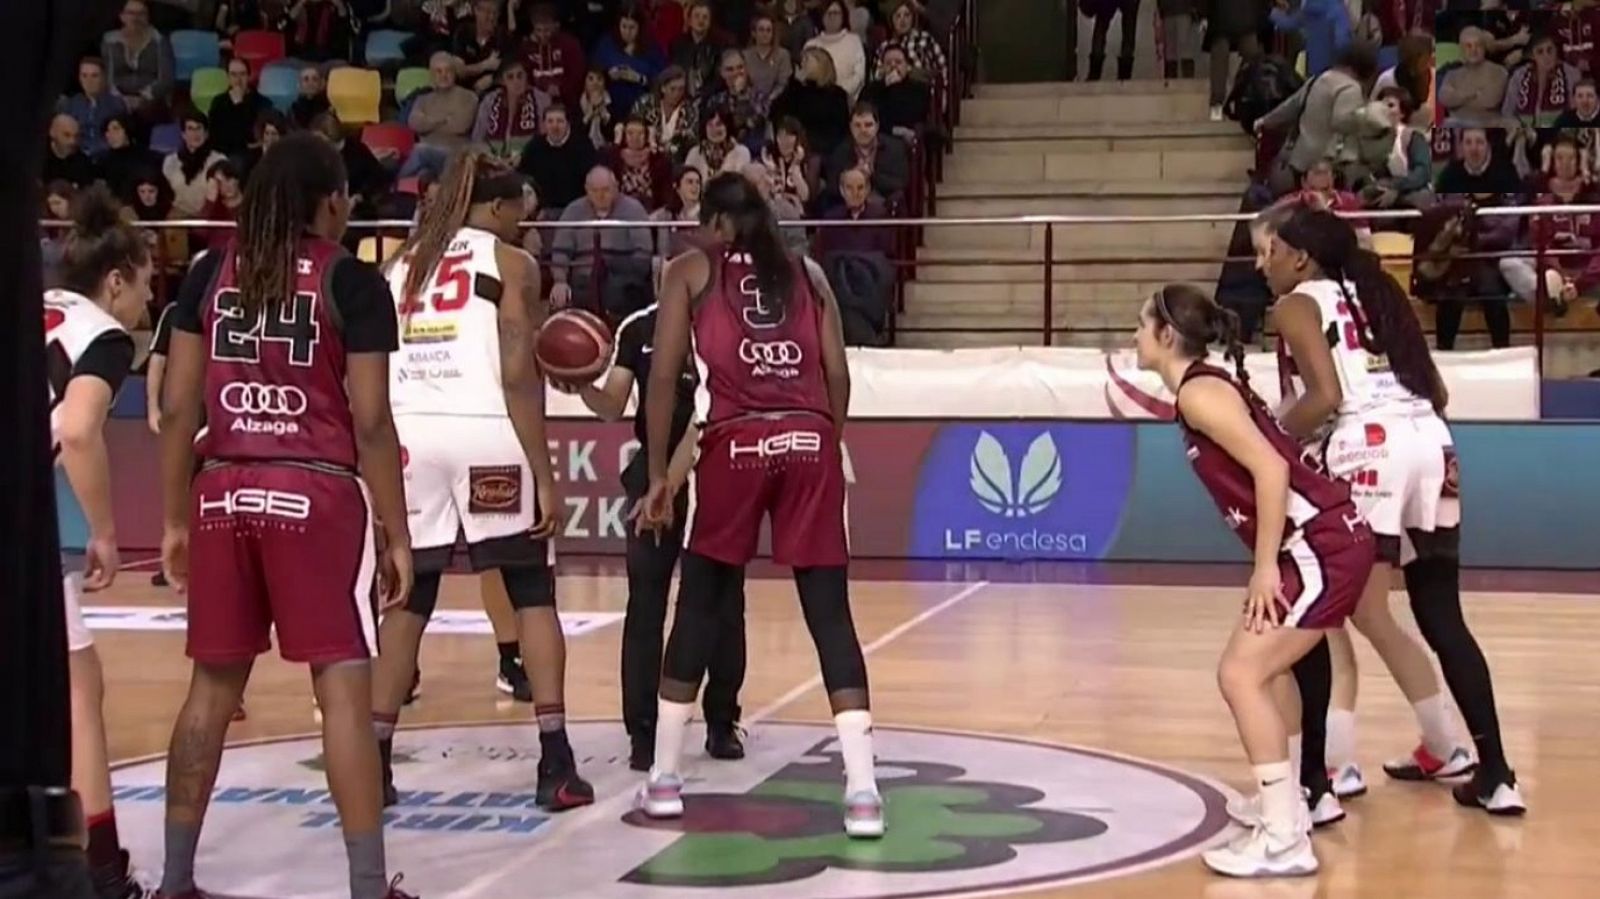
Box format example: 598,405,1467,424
403,571,444,618
502,565,556,610
796,567,867,695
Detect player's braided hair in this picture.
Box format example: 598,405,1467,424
57,183,149,297
391,149,523,317
701,171,793,313
235,132,347,317
1275,207,1446,413
1154,283,1249,385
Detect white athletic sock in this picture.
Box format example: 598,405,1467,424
1412,694,1458,759
1326,709,1357,769
1254,760,1299,835
650,699,693,779
834,710,878,796
1288,734,1303,787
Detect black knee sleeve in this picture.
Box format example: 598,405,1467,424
501,565,556,610
1292,637,1332,795
795,566,867,695
403,570,443,618
661,552,733,686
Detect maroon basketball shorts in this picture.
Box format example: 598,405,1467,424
187,462,377,665
685,413,848,568
1278,509,1376,631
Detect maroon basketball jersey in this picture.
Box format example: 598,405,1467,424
1177,362,1358,549
199,238,359,469
692,248,832,425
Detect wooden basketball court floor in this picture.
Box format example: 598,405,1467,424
86,557,1598,899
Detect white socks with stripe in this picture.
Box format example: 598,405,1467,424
650,699,693,779
834,710,879,797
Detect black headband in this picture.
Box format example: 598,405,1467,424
471,171,530,204
1153,288,1207,346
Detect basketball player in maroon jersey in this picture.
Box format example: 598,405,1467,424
1134,284,1375,877
155,133,415,899
634,172,883,838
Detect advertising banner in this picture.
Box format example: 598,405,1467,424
71,418,1600,569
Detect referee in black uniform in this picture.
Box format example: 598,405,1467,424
573,304,748,772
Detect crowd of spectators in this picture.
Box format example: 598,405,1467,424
44,0,966,344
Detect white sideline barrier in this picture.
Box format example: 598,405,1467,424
544,346,1541,421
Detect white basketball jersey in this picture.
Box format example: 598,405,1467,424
387,226,515,417
1282,278,1433,421
45,289,126,457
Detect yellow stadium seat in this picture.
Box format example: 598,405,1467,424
327,67,382,125
357,236,405,264
1372,231,1414,293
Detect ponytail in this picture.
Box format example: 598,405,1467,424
56,183,149,297
1339,249,1447,412
236,132,347,317
702,171,794,314
393,149,483,315
1208,304,1249,386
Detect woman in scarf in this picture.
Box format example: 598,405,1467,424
1498,134,1600,315
93,114,161,199
473,58,553,164
161,110,226,218
601,116,675,211
761,116,815,211
684,108,753,178
1501,32,1582,130
876,0,948,84
632,65,700,161
648,164,703,256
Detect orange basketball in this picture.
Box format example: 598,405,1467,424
536,308,613,386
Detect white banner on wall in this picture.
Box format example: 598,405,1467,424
546,347,1540,421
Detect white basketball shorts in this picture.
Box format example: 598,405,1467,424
1323,413,1461,564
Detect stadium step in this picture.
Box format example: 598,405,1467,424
941,145,1252,185
903,279,1167,322
922,214,1237,252
972,79,1212,99
937,178,1244,200
952,121,1249,148
961,82,1213,127
912,247,1222,284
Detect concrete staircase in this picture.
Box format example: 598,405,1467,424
902,79,1253,348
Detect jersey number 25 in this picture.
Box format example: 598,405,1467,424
397,253,472,315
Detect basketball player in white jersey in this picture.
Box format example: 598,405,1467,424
46,186,155,898
1263,207,1524,815
373,150,594,811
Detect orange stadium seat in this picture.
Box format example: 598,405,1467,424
327,67,383,125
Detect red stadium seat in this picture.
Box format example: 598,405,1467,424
233,30,286,79
361,123,416,161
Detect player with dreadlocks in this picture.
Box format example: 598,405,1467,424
375,149,591,812
155,132,415,899
1262,206,1524,816
1135,283,1374,877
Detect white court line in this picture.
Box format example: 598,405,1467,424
464,577,993,893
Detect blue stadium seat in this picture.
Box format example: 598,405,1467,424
258,64,300,112
365,29,411,68
149,123,182,154
169,30,221,81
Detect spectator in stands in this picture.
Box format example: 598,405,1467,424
163,110,227,217
198,158,245,251
702,49,765,147
239,108,288,177
146,0,201,32
771,46,852,158
1201,0,1265,121
213,0,287,49
1269,0,1351,79
879,1,948,84
745,12,794,109
1554,2,1600,78
602,116,674,210
1479,3,1531,69
808,0,867,100
93,114,161,198
862,45,931,140
58,58,126,157
843,0,873,36
403,51,481,177
1555,77,1600,131
1160,0,1198,80
1349,86,1434,212
520,103,598,211
1436,127,1524,196
40,181,76,274
595,4,665,121
475,59,552,163
454,0,512,92
633,65,699,160
762,116,814,209
44,114,97,188
580,68,617,145
311,109,389,219
412,0,471,64
288,0,356,63
824,101,909,208
207,58,272,156
1373,32,1434,130
102,0,176,114
291,66,333,129
643,0,686,59
1499,134,1600,313
650,165,702,255
685,108,754,177
550,166,655,315
817,167,895,344
1283,159,1373,245
1257,41,1377,196
522,3,587,107
672,0,727,98
776,0,819,61
129,171,175,222
1084,0,1141,82
1440,27,1508,128
744,160,808,252
1502,32,1582,130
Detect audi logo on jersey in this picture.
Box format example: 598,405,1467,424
221,382,308,417
738,339,803,378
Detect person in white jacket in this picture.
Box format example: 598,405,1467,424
808,0,867,101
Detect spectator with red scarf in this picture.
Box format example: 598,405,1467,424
1500,135,1600,314
520,3,587,107
1554,2,1600,78
287,0,355,64
474,58,552,163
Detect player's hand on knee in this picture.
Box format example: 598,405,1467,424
1244,565,1284,633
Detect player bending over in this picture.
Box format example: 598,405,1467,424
635,172,882,838
1261,207,1523,815
156,133,415,899
47,186,153,899
375,149,591,811
1136,284,1374,877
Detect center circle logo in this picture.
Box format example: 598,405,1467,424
111,722,1231,898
